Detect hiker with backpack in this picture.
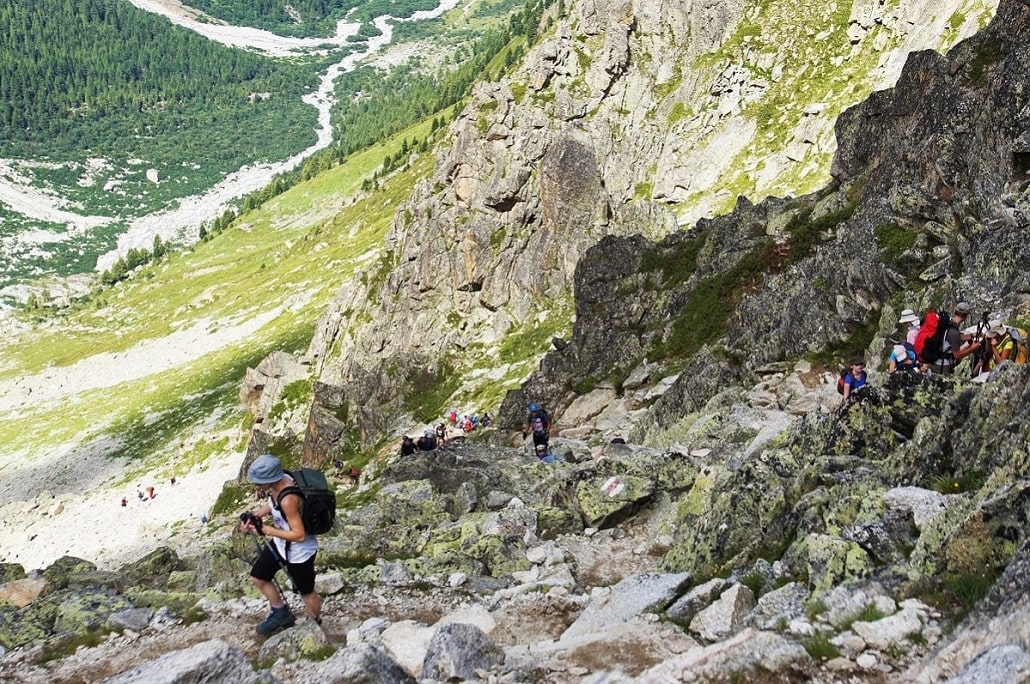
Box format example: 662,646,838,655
399,435,417,456
888,341,918,373
241,455,322,635
417,429,437,451
899,309,921,345
914,302,982,374
534,443,556,463
524,402,552,448
987,325,1029,366
840,356,867,401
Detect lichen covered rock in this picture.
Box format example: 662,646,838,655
53,590,134,635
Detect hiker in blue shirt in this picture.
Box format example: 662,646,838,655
841,356,867,400
888,342,917,373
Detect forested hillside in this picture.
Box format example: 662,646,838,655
326,0,547,159
0,0,318,198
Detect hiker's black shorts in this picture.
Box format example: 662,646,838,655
250,545,317,595
532,431,549,447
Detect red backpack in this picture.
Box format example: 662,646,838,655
913,309,952,364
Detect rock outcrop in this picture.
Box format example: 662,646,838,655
498,0,1030,439
302,0,998,441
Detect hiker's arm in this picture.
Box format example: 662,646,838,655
953,339,981,361
265,494,307,542
842,379,851,400
948,328,977,361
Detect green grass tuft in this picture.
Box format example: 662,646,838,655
801,632,840,661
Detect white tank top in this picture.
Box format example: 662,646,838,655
270,480,318,563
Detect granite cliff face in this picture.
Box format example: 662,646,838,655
496,0,1030,435
301,0,998,436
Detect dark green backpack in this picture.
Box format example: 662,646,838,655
276,468,336,535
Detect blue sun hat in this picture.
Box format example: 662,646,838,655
247,455,284,484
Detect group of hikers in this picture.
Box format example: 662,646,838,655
447,408,492,433
119,480,176,508
236,301,1027,641
398,430,440,455
841,301,1029,400
236,402,560,639
395,402,559,461
331,459,360,485
398,409,496,455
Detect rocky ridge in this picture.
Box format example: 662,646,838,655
289,0,999,435
4,358,1030,681
495,0,1030,436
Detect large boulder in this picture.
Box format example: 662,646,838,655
315,643,414,684
259,621,329,662
0,577,48,609
54,590,134,634
788,533,875,595
103,639,262,683
574,472,654,528
642,628,810,681
0,564,26,584
0,604,49,649
117,547,183,591
561,572,691,640
420,623,504,681
689,583,756,642
41,556,97,591
659,450,799,577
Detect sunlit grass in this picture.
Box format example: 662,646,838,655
0,123,442,476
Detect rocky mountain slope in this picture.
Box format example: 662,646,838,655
302,0,999,432
5,0,1030,681
4,360,1030,681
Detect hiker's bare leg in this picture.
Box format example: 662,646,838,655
251,576,285,608
302,592,321,621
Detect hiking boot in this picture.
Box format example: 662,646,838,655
256,605,295,636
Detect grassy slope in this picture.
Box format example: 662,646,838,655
0,115,438,479
666,0,997,219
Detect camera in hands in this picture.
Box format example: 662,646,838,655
240,511,264,534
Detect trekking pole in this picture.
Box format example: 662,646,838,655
972,311,991,377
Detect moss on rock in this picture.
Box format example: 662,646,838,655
574,473,654,528
660,455,795,578
0,563,26,584
53,590,134,635
123,589,205,617
41,557,97,591
0,604,49,649
789,533,874,594
117,546,183,591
